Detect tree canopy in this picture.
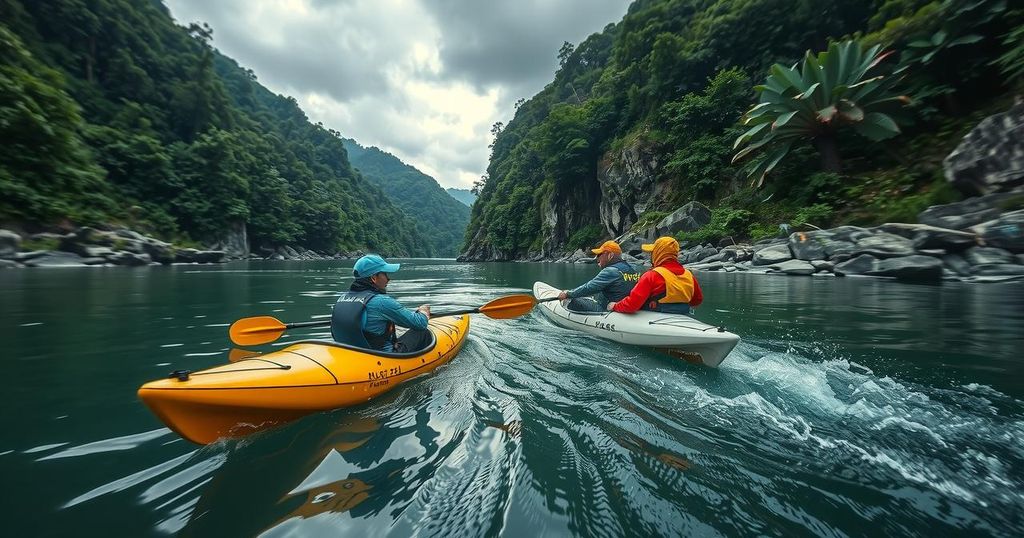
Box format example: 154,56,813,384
0,0,434,256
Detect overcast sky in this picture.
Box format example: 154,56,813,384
163,0,631,189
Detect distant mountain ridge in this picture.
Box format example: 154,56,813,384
445,188,476,207
342,139,471,257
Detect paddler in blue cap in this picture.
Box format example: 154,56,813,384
331,254,432,352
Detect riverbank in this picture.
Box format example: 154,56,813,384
0,227,368,268
479,192,1024,284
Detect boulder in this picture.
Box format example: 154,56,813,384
680,245,718,264
616,233,645,256
971,264,1024,276
654,202,712,237
143,241,175,264
852,233,915,258
963,246,1014,266
0,229,21,257
910,226,977,251
828,226,873,243
834,254,878,276
176,248,201,263
752,243,792,265
788,231,828,261
865,255,943,281
22,252,88,267
114,228,147,241
811,260,835,272
943,101,1024,196
769,259,816,275
971,209,1024,252
106,251,151,266
0,259,20,268
918,192,1021,230
12,250,47,262
822,240,855,260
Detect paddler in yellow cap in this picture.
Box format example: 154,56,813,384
557,240,641,312
608,236,703,315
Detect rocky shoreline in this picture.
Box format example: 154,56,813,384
0,226,365,268
531,193,1024,284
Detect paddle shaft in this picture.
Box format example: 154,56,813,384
230,294,560,346
280,297,559,327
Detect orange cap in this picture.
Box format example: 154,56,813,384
590,240,621,255
641,236,680,266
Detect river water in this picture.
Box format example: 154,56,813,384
1,260,1023,537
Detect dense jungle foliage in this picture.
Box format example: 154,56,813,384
0,0,429,255
464,0,1024,257
342,139,471,257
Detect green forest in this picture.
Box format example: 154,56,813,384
0,0,432,256
464,0,1024,258
342,139,471,257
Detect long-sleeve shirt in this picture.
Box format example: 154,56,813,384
613,259,703,313
568,266,622,300
364,294,429,351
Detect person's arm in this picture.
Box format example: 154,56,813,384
689,273,703,307
613,271,659,313
567,267,619,299
378,295,430,330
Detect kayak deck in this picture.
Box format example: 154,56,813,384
139,315,469,444
533,281,739,366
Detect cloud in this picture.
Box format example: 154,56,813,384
163,0,630,188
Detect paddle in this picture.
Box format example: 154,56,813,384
228,294,560,346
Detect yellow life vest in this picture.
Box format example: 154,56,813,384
652,266,695,304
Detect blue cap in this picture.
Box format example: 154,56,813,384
352,254,401,278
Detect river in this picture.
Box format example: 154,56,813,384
1,259,1023,536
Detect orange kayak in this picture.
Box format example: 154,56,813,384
138,315,469,444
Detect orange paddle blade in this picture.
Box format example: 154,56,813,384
478,294,538,319
229,316,287,346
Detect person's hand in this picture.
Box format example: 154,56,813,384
558,291,568,300
417,304,431,319
606,301,616,311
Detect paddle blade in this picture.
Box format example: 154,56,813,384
478,294,538,319
229,316,287,346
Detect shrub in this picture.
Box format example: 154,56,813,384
565,224,605,251
790,204,834,229
677,208,752,245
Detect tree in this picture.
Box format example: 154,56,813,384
732,40,909,185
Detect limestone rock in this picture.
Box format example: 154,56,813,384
865,255,943,281
918,192,1021,230
834,254,877,276
964,246,1014,265
22,252,88,267
752,243,792,265
769,259,816,275
943,102,1024,196
852,233,915,258
0,229,21,257
654,202,712,237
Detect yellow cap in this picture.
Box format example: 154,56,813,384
590,240,621,255
642,236,680,266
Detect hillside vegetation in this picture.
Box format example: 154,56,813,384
0,0,433,256
463,0,1023,259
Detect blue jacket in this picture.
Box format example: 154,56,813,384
567,260,640,307
363,294,429,352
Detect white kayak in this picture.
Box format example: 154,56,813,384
533,281,740,367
